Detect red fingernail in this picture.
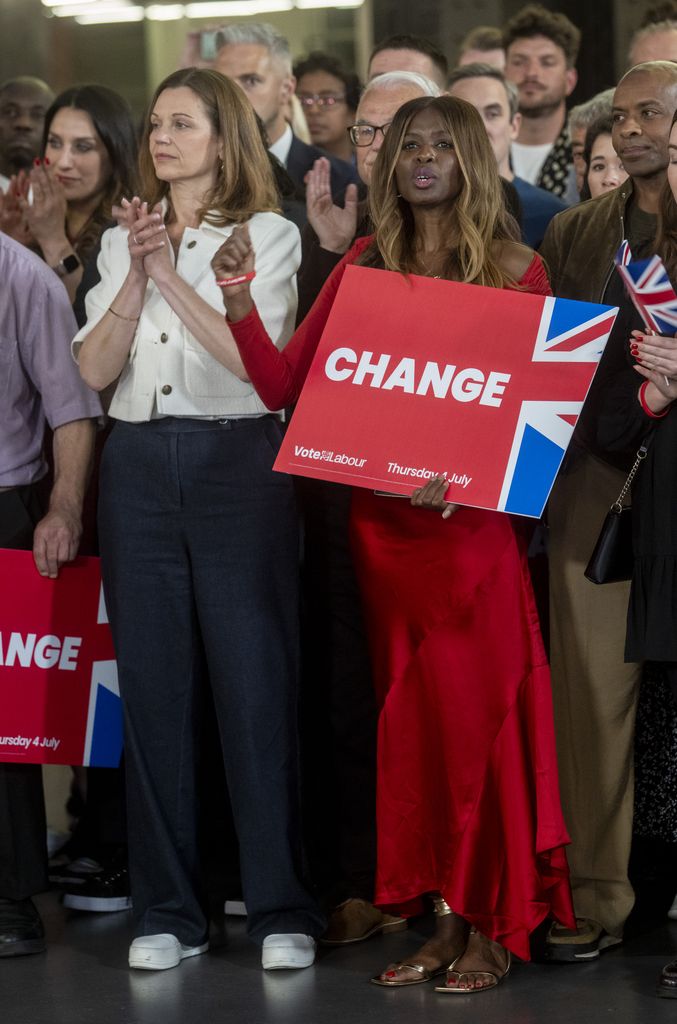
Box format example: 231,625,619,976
44,157,50,165
34,157,41,166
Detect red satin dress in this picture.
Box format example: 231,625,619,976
230,237,575,960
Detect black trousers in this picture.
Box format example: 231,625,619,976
98,417,324,946
0,486,49,900
297,479,378,906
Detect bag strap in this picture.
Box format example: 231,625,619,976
611,439,651,512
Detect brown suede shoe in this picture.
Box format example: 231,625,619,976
545,918,622,962
321,899,407,945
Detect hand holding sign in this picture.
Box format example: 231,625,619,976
411,475,460,520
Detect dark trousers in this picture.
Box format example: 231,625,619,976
98,417,324,947
296,479,378,906
0,486,49,899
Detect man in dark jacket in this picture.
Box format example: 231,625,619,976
215,22,358,201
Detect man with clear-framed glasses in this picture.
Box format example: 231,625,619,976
295,52,360,166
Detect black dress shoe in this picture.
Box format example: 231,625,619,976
0,898,46,957
657,957,677,998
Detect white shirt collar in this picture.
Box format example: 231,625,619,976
268,123,293,167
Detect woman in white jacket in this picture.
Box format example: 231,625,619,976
75,68,324,973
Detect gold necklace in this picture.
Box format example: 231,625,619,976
414,250,447,279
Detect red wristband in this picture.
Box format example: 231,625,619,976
638,381,670,418
216,271,256,288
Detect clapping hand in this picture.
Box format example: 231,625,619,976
306,157,358,254
113,195,143,230
23,158,68,250
411,476,460,520
124,199,170,280
631,329,677,400
211,223,255,320
0,172,33,246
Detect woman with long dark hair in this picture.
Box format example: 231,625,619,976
74,68,324,972
22,85,137,307
212,95,574,994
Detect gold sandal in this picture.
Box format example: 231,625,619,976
371,961,448,987
435,932,511,995
371,894,458,987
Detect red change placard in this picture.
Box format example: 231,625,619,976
0,549,121,767
275,266,617,518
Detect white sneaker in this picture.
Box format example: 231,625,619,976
128,933,208,970
261,933,316,970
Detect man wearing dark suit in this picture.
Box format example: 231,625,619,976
215,22,358,201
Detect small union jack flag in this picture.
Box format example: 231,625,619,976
615,241,677,334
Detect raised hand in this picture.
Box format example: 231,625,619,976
306,157,358,254
211,223,255,320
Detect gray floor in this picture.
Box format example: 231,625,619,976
3,893,677,1024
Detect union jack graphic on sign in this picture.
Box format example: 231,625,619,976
498,295,618,515
615,242,677,334
275,266,619,519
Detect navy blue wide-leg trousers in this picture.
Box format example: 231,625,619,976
99,416,324,946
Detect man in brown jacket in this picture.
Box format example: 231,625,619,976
540,59,677,962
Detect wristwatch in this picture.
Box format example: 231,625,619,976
52,253,81,277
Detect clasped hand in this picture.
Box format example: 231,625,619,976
117,196,171,279
631,329,677,399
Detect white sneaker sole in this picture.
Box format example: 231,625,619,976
129,941,208,971
262,953,315,970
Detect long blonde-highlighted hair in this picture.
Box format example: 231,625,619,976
359,95,520,288
138,67,280,225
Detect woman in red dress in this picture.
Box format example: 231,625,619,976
211,96,574,993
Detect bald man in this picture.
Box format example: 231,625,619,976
540,60,677,963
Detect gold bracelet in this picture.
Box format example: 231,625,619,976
108,306,141,322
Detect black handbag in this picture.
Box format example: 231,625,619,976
584,442,649,585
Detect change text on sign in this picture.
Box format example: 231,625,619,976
325,348,511,407
0,633,82,671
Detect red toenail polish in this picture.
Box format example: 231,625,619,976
385,971,396,978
